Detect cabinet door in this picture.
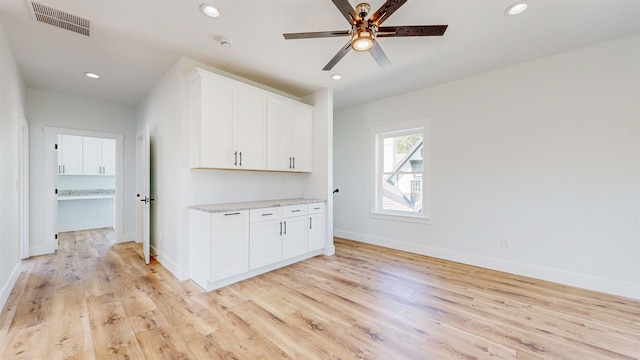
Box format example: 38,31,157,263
266,98,292,171
290,106,312,172
199,76,236,169
210,211,249,282
236,87,266,170
82,136,102,175
101,138,116,175
308,213,325,251
250,219,282,269
282,216,308,260
58,134,83,175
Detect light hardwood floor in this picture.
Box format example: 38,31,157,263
0,228,638,359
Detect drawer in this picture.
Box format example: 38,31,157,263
250,207,281,222
281,204,307,217
307,202,325,214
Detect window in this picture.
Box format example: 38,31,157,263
372,123,429,223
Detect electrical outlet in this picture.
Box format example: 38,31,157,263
501,237,511,248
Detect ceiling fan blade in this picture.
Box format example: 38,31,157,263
369,0,408,26
369,40,391,69
377,25,448,37
332,0,359,24
323,40,352,71
284,30,350,40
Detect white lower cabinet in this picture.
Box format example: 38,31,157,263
249,205,308,269
189,209,249,289
307,202,326,251
189,200,326,291
281,206,308,260
249,207,282,269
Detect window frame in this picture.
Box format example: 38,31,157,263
371,120,430,224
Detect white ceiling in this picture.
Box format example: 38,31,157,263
1,0,639,109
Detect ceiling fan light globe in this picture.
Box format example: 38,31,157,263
352,30,374,52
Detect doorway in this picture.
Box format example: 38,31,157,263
57,134,117,233
44,126,124,252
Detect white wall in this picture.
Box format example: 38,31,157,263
334,34,640,299
136,57,333,279
302,88,335,254
27,89,137,254
0,21,26,309
58,198,114,232
58,175,115,190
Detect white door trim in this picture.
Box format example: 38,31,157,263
44,126,125,252
19,118,30,259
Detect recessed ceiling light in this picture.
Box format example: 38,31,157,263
505,1,529,16
200,4,220,18
84,72,100,79
331,74,342,80
220,40,232,48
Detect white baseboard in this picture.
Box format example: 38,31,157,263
58,221,114,233
153,246,189,281
322,244,336,256
334,229,640,300
120,232,136,243
0,263,22,312
29,243,55,257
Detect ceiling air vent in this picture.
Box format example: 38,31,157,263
28,1,91,36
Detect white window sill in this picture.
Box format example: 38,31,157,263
370,212,431,225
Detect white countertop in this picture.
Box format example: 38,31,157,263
189,198,325,213
58,195,115,201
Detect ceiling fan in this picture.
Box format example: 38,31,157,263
283,0,448,71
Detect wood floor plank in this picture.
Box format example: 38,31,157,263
88,300,145,360
129,309,191,360
46,281,94,359
1,230,639,359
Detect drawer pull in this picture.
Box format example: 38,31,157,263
224,212,241,216
292,210,301,213
262,213,273,216
313,207,321,210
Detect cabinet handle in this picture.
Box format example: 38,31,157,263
239,152,242,166
313,207,321,210
279,221,283,236
58,165,61,173
262,213,273,216
63,165,65,174
309,217,312,230
292,210,301,213
224,212,241,216
234,151,238,166
283,220,287,235
293,157,295,169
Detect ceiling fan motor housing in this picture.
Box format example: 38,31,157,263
355,3,371,19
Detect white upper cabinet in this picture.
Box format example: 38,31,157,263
236,86,267,170
290,106,312,173
188,67,312,173
101,138,116,175
59,135,115,176
82,137,116,176
58,134,83,175
266,97,312,172
189,69,266,170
